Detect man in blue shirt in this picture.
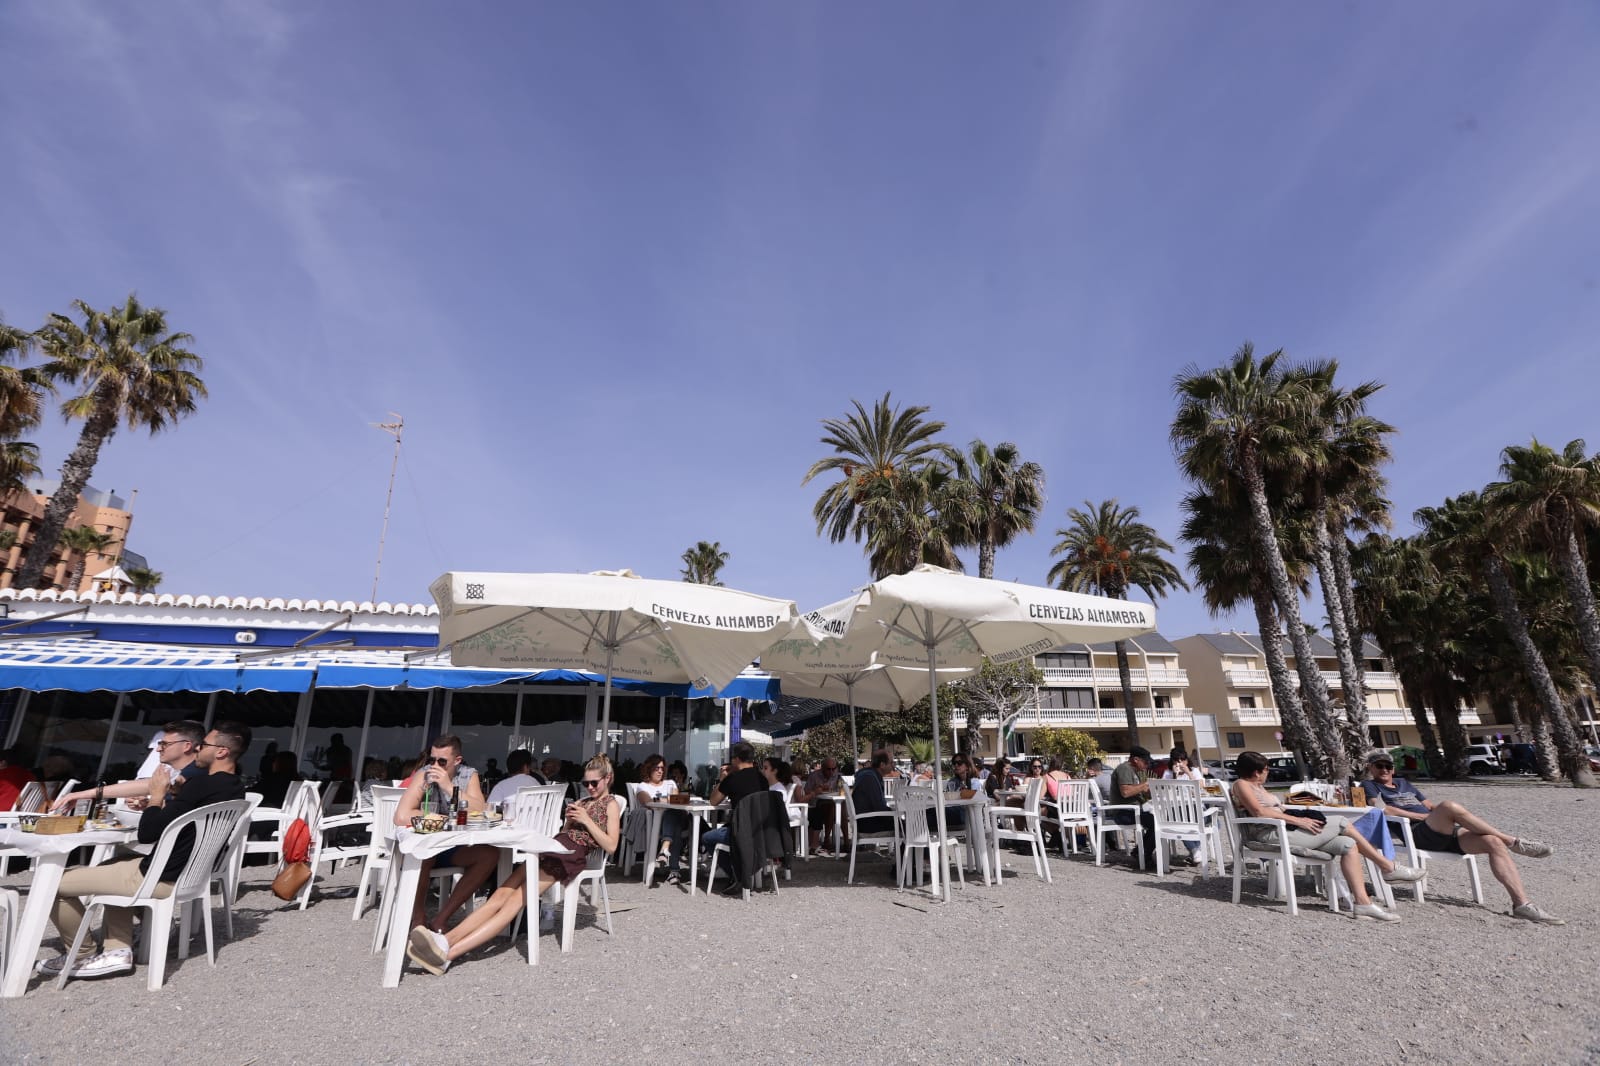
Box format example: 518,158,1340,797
1365,752,1562,925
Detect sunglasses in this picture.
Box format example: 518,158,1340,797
1372,763,1394,770
581,778,605,788
428,756,451,767
156,740,191,749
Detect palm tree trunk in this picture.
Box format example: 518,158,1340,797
1524,696,1560,781
1398,678,1443,774
977,537,996,580
68,558,86,593
1551,527,1600,703
1429,677,1470,778
16,398,119,589
1483,555,1597,787
1251,582,1323,772
1114,639,1139,749
1314,513,1369,758
1240,456,1348,781
1328,515,1367,693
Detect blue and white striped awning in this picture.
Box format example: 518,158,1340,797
0,637,778,699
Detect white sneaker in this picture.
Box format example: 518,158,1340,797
71,949,134,978
1383,863,1426,883
1352,903,1400,923
34,954,86,977
1510,838,1553,859
1511,902,1565,925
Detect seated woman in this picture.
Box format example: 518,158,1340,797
406,754,622,975
635,754,685,873
1162,749,1205,782
761,756,794,794
1231,750,1422,922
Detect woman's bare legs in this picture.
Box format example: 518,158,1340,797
428,844,501,931
1338,848,1374,906
443,866,557,960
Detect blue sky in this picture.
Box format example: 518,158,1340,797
2,2,1597,640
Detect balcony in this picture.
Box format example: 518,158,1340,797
1039,667,1189,688
953,706,1198,730
1313,670,1402,692
1224,668,1272,688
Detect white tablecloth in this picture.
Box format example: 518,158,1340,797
0,826,139,999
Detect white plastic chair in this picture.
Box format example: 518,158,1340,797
549,850,613,951
1221,785,1345,916
896,789,964,894
1093,795,1147,870
1386,815,1484,905
618,784,654,875
57,798,251,991
0,886,18,976
986,777,1051,883
1292,781,1338,801
208,791,262,939
240,779,319,867
842,785,897,885
351,786,405,921
706,842,781,900
1148,780,1226,878
782,782,808,861
1042,779,1098,861
1,781,48,877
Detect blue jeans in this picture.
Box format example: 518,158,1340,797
659,810,691,872
700,825,730,869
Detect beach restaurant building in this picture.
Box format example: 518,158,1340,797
0,589,776,787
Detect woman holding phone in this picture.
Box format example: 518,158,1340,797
406,754,621,975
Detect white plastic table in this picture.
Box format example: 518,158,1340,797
897,791,993,891
640,799,719,893
0,825,137,998
379,824,566,988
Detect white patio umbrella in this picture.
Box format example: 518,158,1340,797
805,564,1158,901
430,570,806,754
762,598,974,763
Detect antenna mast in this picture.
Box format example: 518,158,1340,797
371,413,404,602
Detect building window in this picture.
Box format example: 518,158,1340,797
1038,652,1090,670
1154,693,1172,709
1383,730,1401,746
1098,694,1118,710
1043,688,1095,709
1226,732,1245,748
1237,695,1257,709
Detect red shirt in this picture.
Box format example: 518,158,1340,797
0,764,38,812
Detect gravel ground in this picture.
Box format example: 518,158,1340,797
1,780,1595,1066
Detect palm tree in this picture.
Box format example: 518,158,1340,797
0,317,47,495
1292,361,1395,755
1048,499,1188,748
1180,489,1325,770
124,566,162,593
679,541,729,586
951,440,1044,579
802,393,958,575
17,296,206,589
1486,438,1600,712
1171,344,1350,781
1417,492,1596,787
861,463,967,579
59,525,114,592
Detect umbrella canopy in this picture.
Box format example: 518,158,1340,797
804,564,1158,900
430,569,805,752
763,596,974,762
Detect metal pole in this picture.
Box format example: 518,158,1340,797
370,413,404,603
926,610,952,904
512,686,524,746
657,696,666,756
441,690,454,733
3,691,30,748
96,693,128,781
599,641,616,759
847,678,859,769
202,691,218,732
353,689,376,784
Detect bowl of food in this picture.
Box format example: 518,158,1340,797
16,813,40,832
111,806,144,829
411,813,449,834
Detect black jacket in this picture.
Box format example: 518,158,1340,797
727,790,795,891
139,770,246,881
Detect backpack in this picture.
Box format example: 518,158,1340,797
271,817,314,900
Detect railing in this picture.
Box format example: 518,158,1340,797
953,706,1198,729
1224,668,1272,687
1039,667,1189,688
1313,670,1401,692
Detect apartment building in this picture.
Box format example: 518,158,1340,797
1173,632,1479,757
951,633,1196,757
0,481,137,593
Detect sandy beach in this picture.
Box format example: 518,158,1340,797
2,778,1595,1065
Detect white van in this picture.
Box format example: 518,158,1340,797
1466,744,1503,775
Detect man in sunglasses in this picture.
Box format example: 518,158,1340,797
1364,751,1562,924
395,734,497,932
52,720,206,814
40,722,251,980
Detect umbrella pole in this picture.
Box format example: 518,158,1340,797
599,645,616,760
926,611,952,904
847,679,859,771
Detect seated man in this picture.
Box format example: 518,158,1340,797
53,721,206,812
1107,747,1157,869
1084,758,1113,806
851,750,896,845
1364,751,1561,924
701,742,767,894
40,722,252,979
486,749,540,806
395,734,498,932
797,757,842,855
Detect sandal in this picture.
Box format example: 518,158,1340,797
655,854,670,869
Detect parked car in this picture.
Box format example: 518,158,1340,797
1265,756,1299,783
1203,760,1236,782
1466,744,1504,775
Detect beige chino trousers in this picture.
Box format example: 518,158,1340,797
52,858,173,957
